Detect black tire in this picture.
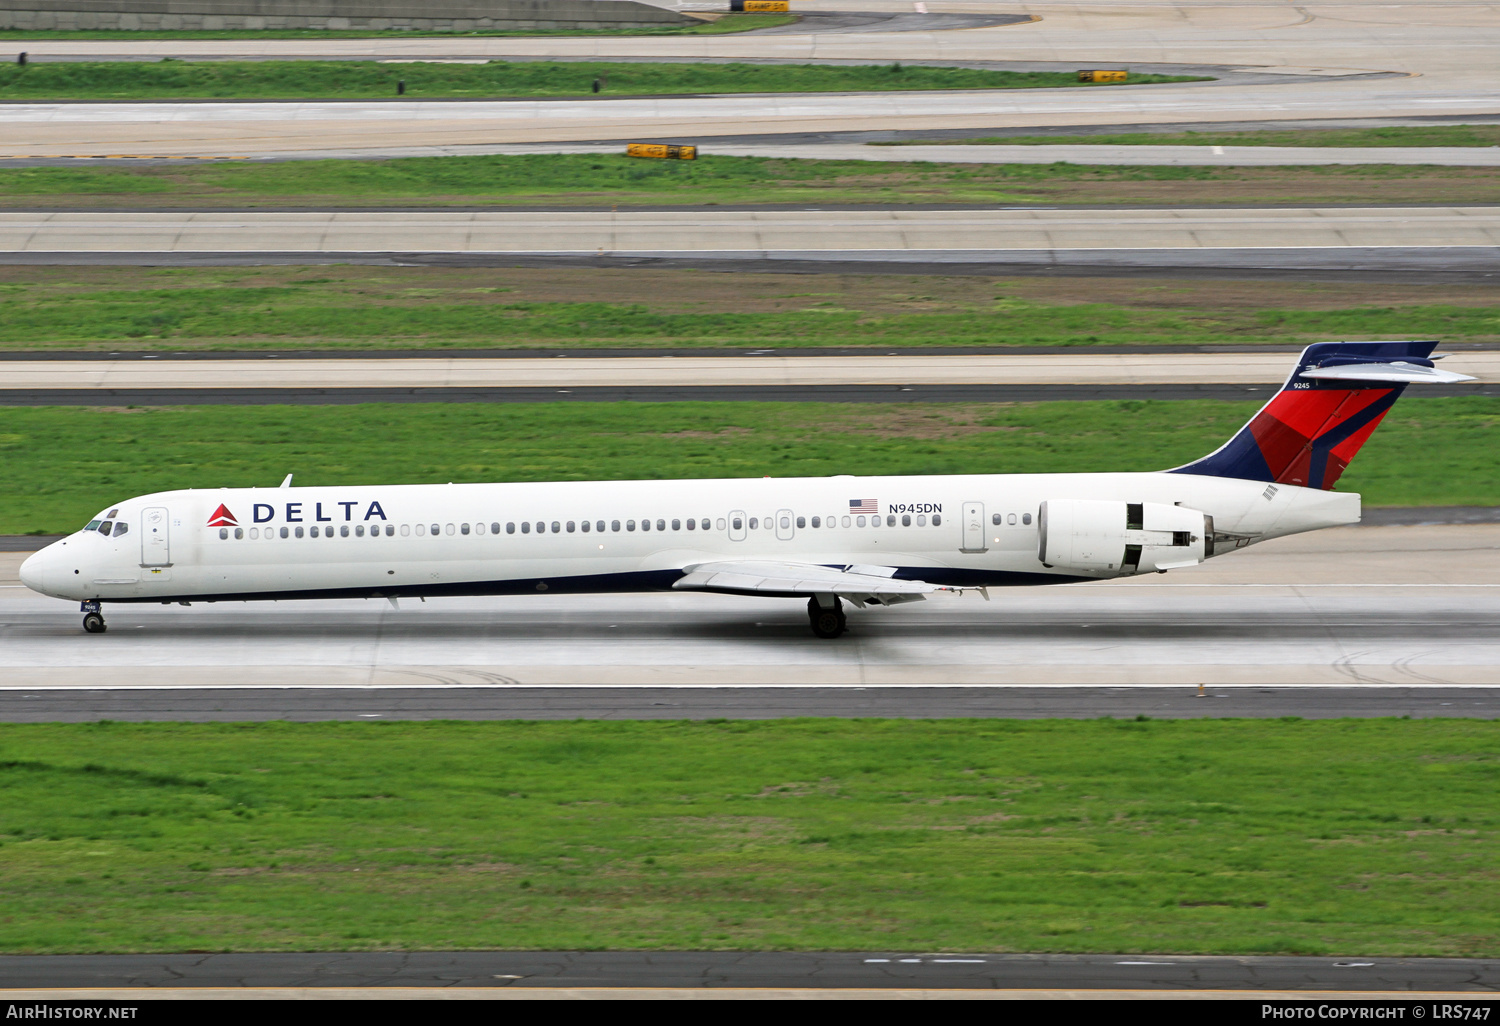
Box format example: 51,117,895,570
807,597,846,639
82,612,106,634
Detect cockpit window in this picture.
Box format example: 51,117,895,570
113,522,128,536
84,520,102,531
98,522,113,536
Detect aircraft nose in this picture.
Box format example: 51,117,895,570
18,549,46,592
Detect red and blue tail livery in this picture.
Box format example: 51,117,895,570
1170,341,1470,490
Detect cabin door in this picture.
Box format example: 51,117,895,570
960,501,987,553
141,507,171,566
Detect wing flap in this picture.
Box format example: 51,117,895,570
672,560,951,603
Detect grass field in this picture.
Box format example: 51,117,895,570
0,14,800,38
0,60,1201,100
4,153,1494,208
1,265,1496,352
0,719,1495,955
878,125,1500,148
3,398,1495,533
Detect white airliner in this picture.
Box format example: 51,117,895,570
20,342,1471,638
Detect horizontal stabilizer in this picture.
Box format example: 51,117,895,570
673,560,952,605
1300,361,1475,385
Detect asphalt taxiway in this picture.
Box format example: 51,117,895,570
1,950,1496,994
4,525,1498,693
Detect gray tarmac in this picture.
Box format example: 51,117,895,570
0,383,1437,406
1,950,1497,993
3,686,1497,723
4,526,1498,689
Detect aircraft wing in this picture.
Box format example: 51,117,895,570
671,560,955,606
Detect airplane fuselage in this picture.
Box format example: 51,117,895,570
20,470,1359,606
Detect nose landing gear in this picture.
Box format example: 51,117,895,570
81,600,106,634
807,595,847,639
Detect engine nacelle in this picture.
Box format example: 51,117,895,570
1038,499,1213,575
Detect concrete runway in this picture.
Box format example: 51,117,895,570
2,950,1497,994
4,350,1494,391
6,209,1499,267
4,525,1498,689
4,2,1499,155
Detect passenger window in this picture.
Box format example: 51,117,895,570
842,516,851,528
280,527,290,539
796,516,805,529
656,519,665,532
887,515,897,527
856,516,866,527
567,521,576,533
597,521,606,533
1008,513,1016,525
901,514,911,527
234,528,243,539
612,520,621,532
310,526,319,538
672,519,680,531
686,518,695,531
522,522,531,534
641,519,650,532
250,528,259,539
627,520,636,532
536,522,546,534
933,514,942,526
811,516,820,528
551,521,560,534
699,519,709,531
461,523,470,535
354,525,363,537
445,524,455,536
430,524,439,536
490,522,500,534
1023,513,1032,525
401,524,410,537
716,518,726,531
294,526,304,538
506,523,515,534
476,522,485,536
415,524,424,537
748,517,758,530
732,518,743,531
581,520,590,533
992,513,1002,525
219,527,228,540
917,515,926,526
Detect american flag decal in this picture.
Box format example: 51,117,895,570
848,499,878,513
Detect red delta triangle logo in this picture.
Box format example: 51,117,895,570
206,503,238,528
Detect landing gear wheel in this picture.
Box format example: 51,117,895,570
82,612,106,634
807,596,846,639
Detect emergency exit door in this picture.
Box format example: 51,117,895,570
141,507,171,566
960,501,987,553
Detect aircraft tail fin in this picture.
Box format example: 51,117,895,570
1168,341,1473,490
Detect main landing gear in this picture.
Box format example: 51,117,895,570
807,595,847,639
81,600,106,634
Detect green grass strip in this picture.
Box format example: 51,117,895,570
874,125,1500,148
3,398,1495,534
0,719,1496,955
0,60,1205,100
2,276,1497,349
0,153,1482,209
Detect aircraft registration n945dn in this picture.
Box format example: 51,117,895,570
20,342,1473,639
